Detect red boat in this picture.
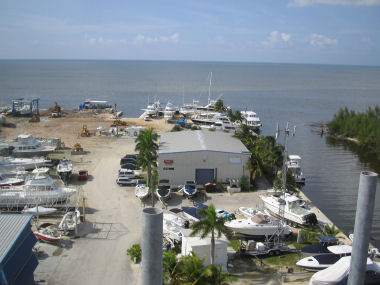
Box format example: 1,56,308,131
34,223,61,243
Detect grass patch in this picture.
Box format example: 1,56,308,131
262,252,300,267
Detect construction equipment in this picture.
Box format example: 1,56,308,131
71,142,86,155
81,125,90,137
29,113,40,123
51,102,62,118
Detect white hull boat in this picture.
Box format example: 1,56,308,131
156,185,171,201
22,206,57,216
0,172,76,207
239,207,262,219
0,156,52,172
287,155,306,184
57,159,73,182
163,101,176,120
225,211,293,238
163,211,189,242
260,192,317,226
135,181,150,200
58,209,81,231
240,110,262,130
182,180,198,198
310,256,380,285
11,134,57,157
0,172,24,186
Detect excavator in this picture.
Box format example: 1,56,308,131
81,125,90,137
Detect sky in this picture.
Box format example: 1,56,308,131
0,0,379,66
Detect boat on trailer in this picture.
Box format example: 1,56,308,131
22,206,57,216
182,180,198,199
34,223,61,243
135,180,150,200
58,209,81,231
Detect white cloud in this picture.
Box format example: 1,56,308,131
84,34,128,45
288,0,380,7
134,33,180,44
262,31,291,46
309,33,338,47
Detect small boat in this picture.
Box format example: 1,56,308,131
156,185,171,201
296,245,352,271
34,223,61,243
58,209,81,231
163,211,189,242
239,207,262,219
56,158,73,183
0,172,24,186
225,211,293,238
227,179,241,193
301,235,340,255
22,206,57,216
260,192,317,227
135,180,150,200
287,155,306,184
182,180,198,199
181,206,202,222
309,256,380,285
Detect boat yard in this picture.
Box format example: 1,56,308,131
0,111,373,285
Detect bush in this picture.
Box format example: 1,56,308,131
240,176,250,192
191,125,201,131
171,125,183,132
126,243,141,263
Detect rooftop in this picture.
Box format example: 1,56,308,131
159,130,250,155
0,214,33,262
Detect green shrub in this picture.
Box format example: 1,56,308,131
171,125,183,132
240,176,250,192
126,243,141,263
191,125,200,130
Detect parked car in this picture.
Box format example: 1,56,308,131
78,170,88,181
116,177,137,186
120,157,137,165
121,163,138,170
124,154,138,159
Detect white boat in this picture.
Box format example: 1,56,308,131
240,110,262,130
163,101,177,120
110,111,123,119
11,134,57,157
239,207,262,219
0,172,24,186
182,180,198,199
0,171,76,207
34,223,61,243
22,205,57,216
135,181,150,200
156,185,171,201
260,192,318,226
227,179,241,193
180,100,199,117
56,159,73,182
296,245,352,271
0,156,52,172
225,211,293,238
58,209,81,231
309,256,380,285
143,97,161,116
163,211,189,242
287,155,306,184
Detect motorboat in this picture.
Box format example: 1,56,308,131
301,235,340,255
239,207,262,219
156,185,171,201
163,101,177,120
10,134,57,157
227,179,241,193
309,256,380,285
163,211,189,242
22,206,57,216
0,156,52,172
182,180,198,199
240,110,262,130
0,172,24,186
225,211,293,238
143,97,161,116
0,171,77,207
287,155,306,184
56,159,73,183
179,100,199,117
260,192,318,226
58,209,81,231
34,223,61,243
296,245,352,271
135,180,150,200
181,206,203,222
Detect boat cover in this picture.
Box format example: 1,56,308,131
251,214,269,224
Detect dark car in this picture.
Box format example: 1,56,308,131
116,177,137,186
121,163,138,170
124,154,138,159
120,157,137,166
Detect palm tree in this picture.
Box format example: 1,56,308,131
135,128,158,206
190,204,232,265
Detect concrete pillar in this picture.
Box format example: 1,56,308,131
348,171,378,285
141,208,163,285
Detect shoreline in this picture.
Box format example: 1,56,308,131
0,112,359,284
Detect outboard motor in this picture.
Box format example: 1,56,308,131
183,220,190,229
304,213,318,225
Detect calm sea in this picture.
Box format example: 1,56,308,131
1,60,380,247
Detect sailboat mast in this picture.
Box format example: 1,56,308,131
208,72,212,106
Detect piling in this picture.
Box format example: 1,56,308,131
348,171,378,285
141,207,163,285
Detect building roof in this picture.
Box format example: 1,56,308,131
0,214,33,263
159,130,250,155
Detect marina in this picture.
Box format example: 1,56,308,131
0,62,379,284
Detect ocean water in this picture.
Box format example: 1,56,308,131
1,59,380,247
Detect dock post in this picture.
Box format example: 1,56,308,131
141,207,163,285
348,171,378,285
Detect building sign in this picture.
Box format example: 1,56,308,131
164,160,174,165
229,157,241,164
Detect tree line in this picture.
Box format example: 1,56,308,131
327,106,380,161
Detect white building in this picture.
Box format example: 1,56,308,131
158,130,251,187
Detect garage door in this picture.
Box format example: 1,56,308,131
195,169,214,185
